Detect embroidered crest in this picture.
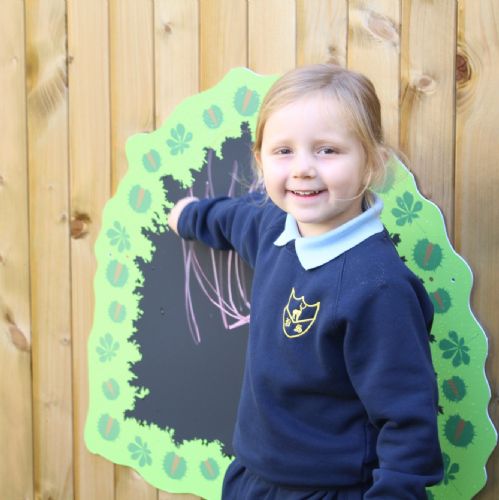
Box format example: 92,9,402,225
282,288,320,338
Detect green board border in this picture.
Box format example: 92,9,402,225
85,67,497,499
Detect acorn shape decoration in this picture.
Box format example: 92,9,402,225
200,458,220,480
413,239,443,271
129,185,152,213
203,105,224,129
106,260,129,288
108,301,126,323
98,414,120,441
445,415,475,448
163,452,187,480
143,149,162,172
442,376,467,402
234,86,260,116
102,378,120,400
430,288,452,314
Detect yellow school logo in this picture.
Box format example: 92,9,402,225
282,288,320,338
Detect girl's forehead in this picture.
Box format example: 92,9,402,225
264,93,355,134
269,92,350,122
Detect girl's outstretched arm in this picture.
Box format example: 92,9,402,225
170,193,269,268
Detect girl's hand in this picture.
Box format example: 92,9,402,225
168,196,199,235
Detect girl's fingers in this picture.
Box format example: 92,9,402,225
168,196,199,234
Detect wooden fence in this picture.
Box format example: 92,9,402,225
0,0,497,498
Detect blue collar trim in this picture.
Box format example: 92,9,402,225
273,196,384,270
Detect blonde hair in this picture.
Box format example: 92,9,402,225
253,64,389,203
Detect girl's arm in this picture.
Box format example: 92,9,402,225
344,276,443,499
168,193,267,267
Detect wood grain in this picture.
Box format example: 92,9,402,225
0,1,33,498
456,1,499,498
297,0,348,66
348,0,401,148
400,0,456,233
249,0,296,74
111,0,155,193
200,0,247,91
67,0,114,498
25,0,74,498
156,0,200,122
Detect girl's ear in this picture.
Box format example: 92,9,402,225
254,151,262,168
254,151,264,178
379,146,390,163
366,145,389,190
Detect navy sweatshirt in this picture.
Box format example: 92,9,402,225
177,194,443,499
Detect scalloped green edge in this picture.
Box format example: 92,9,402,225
85,67,496,499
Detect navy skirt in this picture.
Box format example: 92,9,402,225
222,459,370,500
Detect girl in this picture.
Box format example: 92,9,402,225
168,64,443,499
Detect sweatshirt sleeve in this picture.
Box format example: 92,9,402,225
343,276,443,499
176,193,267,268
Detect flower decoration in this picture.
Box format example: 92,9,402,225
107,221,131,252
96,333,119,362
167,124,193,155
128,436,153,467
441,453,460,485
439,331,470,367
391,191,423,225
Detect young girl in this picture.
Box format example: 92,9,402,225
168,64,443,499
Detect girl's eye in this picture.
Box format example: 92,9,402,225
275,147,292,155
318,147,338,155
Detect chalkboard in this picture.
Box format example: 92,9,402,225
85,68,496,500
127,124,257,455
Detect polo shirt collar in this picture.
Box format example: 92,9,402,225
273,195,384,270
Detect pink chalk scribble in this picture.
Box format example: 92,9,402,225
180,149,259,344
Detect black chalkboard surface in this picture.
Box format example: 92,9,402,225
127,124,256,455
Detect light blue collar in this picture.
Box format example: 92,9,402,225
273,195,384,270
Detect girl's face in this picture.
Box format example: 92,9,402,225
256,94,369,237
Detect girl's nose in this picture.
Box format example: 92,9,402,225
292,152,316,178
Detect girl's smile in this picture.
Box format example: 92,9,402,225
256,93,369,237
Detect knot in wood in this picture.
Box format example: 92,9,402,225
413,74,436,94
60,336,71,346
456,53,472,85
6,312,30,352
71,213,91,239
163,22,173,34
366,10,399,44
9,325,30,352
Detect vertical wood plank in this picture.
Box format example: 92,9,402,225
456,1,499,498
400,0,456,231
199,0,246,91
155,0,202,498
248,0,296,74
0,1,34,498
348,0,401,149
110,0,155,193
155,0,200,123
110,2,157,497
67,0,114,498
25,0,74,498
297,0,348,67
